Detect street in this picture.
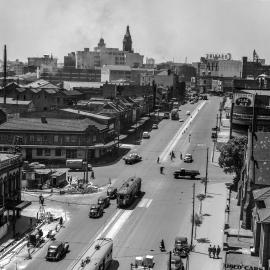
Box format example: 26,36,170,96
8,96,229,270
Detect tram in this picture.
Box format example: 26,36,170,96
117,177,142,208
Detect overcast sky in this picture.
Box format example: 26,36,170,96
1,0,270,64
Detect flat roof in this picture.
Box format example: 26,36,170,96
63,81,104,90
61,108,112,120
0,118,107,132
0,97,32,105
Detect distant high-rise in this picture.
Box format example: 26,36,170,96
123,25,133,53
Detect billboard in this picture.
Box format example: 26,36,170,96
233,93,254,107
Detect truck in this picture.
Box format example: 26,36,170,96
173,168,200,179
171,109,179,120
66,159,92,171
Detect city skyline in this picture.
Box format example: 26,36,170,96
1,0,270,64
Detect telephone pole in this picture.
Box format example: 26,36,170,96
191,183,195,248
204,147,209,195
169,251,172,270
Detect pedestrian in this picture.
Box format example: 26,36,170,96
39,194,44,206
212,245,216,258
59,216,63,226
172,151,175,159
157,157,160,163
91,170,95,179
180,152,182,160
160,166,164,174
208,244,212,258
216,245,221,258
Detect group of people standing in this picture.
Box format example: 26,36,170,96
208,245,221,259
157,150,183,174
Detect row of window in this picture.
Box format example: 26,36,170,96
36,148,78,158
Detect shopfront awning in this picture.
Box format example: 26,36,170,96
15,201,32,210
119,134,128,141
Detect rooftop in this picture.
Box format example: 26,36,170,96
63,81,104,91
60,108,112,120
242,89,270,96
0,97,32,105
0,118,107,132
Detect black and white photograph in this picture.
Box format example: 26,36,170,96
0,0,269,269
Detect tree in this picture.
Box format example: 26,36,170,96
196,194,206,214
218,136,247,187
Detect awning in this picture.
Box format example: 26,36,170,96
119,134,128,141
15,201,32,210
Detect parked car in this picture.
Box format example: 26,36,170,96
123,153,142,164
98,195,110,209
29,162,46,169
142,131,150,139
107,186,117,199
163,112,170,119
179,119,184,122
184,153,193,163
89,204,103,218
173,237,190,258
152,123,158,129
186,111,191,115
46,241,69,261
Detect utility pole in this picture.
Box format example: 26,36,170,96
3,45,7,105
168,251,172,270
204,147,209,195
191,183,195,248
216,113,218,128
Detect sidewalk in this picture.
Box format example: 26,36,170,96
189,182,228,270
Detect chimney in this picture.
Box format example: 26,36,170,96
41,116,47,123
3,45,7,104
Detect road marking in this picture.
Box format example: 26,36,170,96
95,209,123,240
160,101,206,162
137,198,152,208
105,210,133,239
146,199,152,208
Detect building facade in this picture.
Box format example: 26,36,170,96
0,153,25,240
0,117,117,163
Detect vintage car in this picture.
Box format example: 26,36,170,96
98,195,110,209
46,241,69,261
107,186,117,199
173,237,190,258
152,123,158,129
142,131,150,139
163,112,170,119
184,153,193,163
123,153,142,164
89,204,103,218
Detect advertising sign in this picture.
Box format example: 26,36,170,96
233,93,254,107
224,264,263,270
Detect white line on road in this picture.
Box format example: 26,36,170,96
160,101,206,162
137,198,153,208
105,210,133,239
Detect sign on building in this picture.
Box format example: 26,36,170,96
233,93,254,107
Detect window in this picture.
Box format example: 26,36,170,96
37,149,43,156
55,148,62,156
65,136,70,143
54,135,59,143
36,135,42,142
93,135,96,142
66,149,77,159
44,149,50,156
70,136,77,143
29,135,34,142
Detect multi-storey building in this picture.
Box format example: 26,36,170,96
0,117,117,162
73,26,143,69
0,152,26,240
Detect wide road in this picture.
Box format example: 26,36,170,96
9,96,223,270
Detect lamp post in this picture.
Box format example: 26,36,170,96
204,147,209,195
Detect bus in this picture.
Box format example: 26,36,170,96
83,238,113,270
117,177,142,208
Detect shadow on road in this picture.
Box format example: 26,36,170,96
110,259,120,269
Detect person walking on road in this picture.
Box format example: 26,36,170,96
171,151,175,159
160,166,164,174
157,157,160,163
91,170,95,179
212,245,217,258
216,245,221,258
208,244,212,258
180,152,182,160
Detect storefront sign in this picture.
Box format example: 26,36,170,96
224,264,263,270
234,93,254,107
